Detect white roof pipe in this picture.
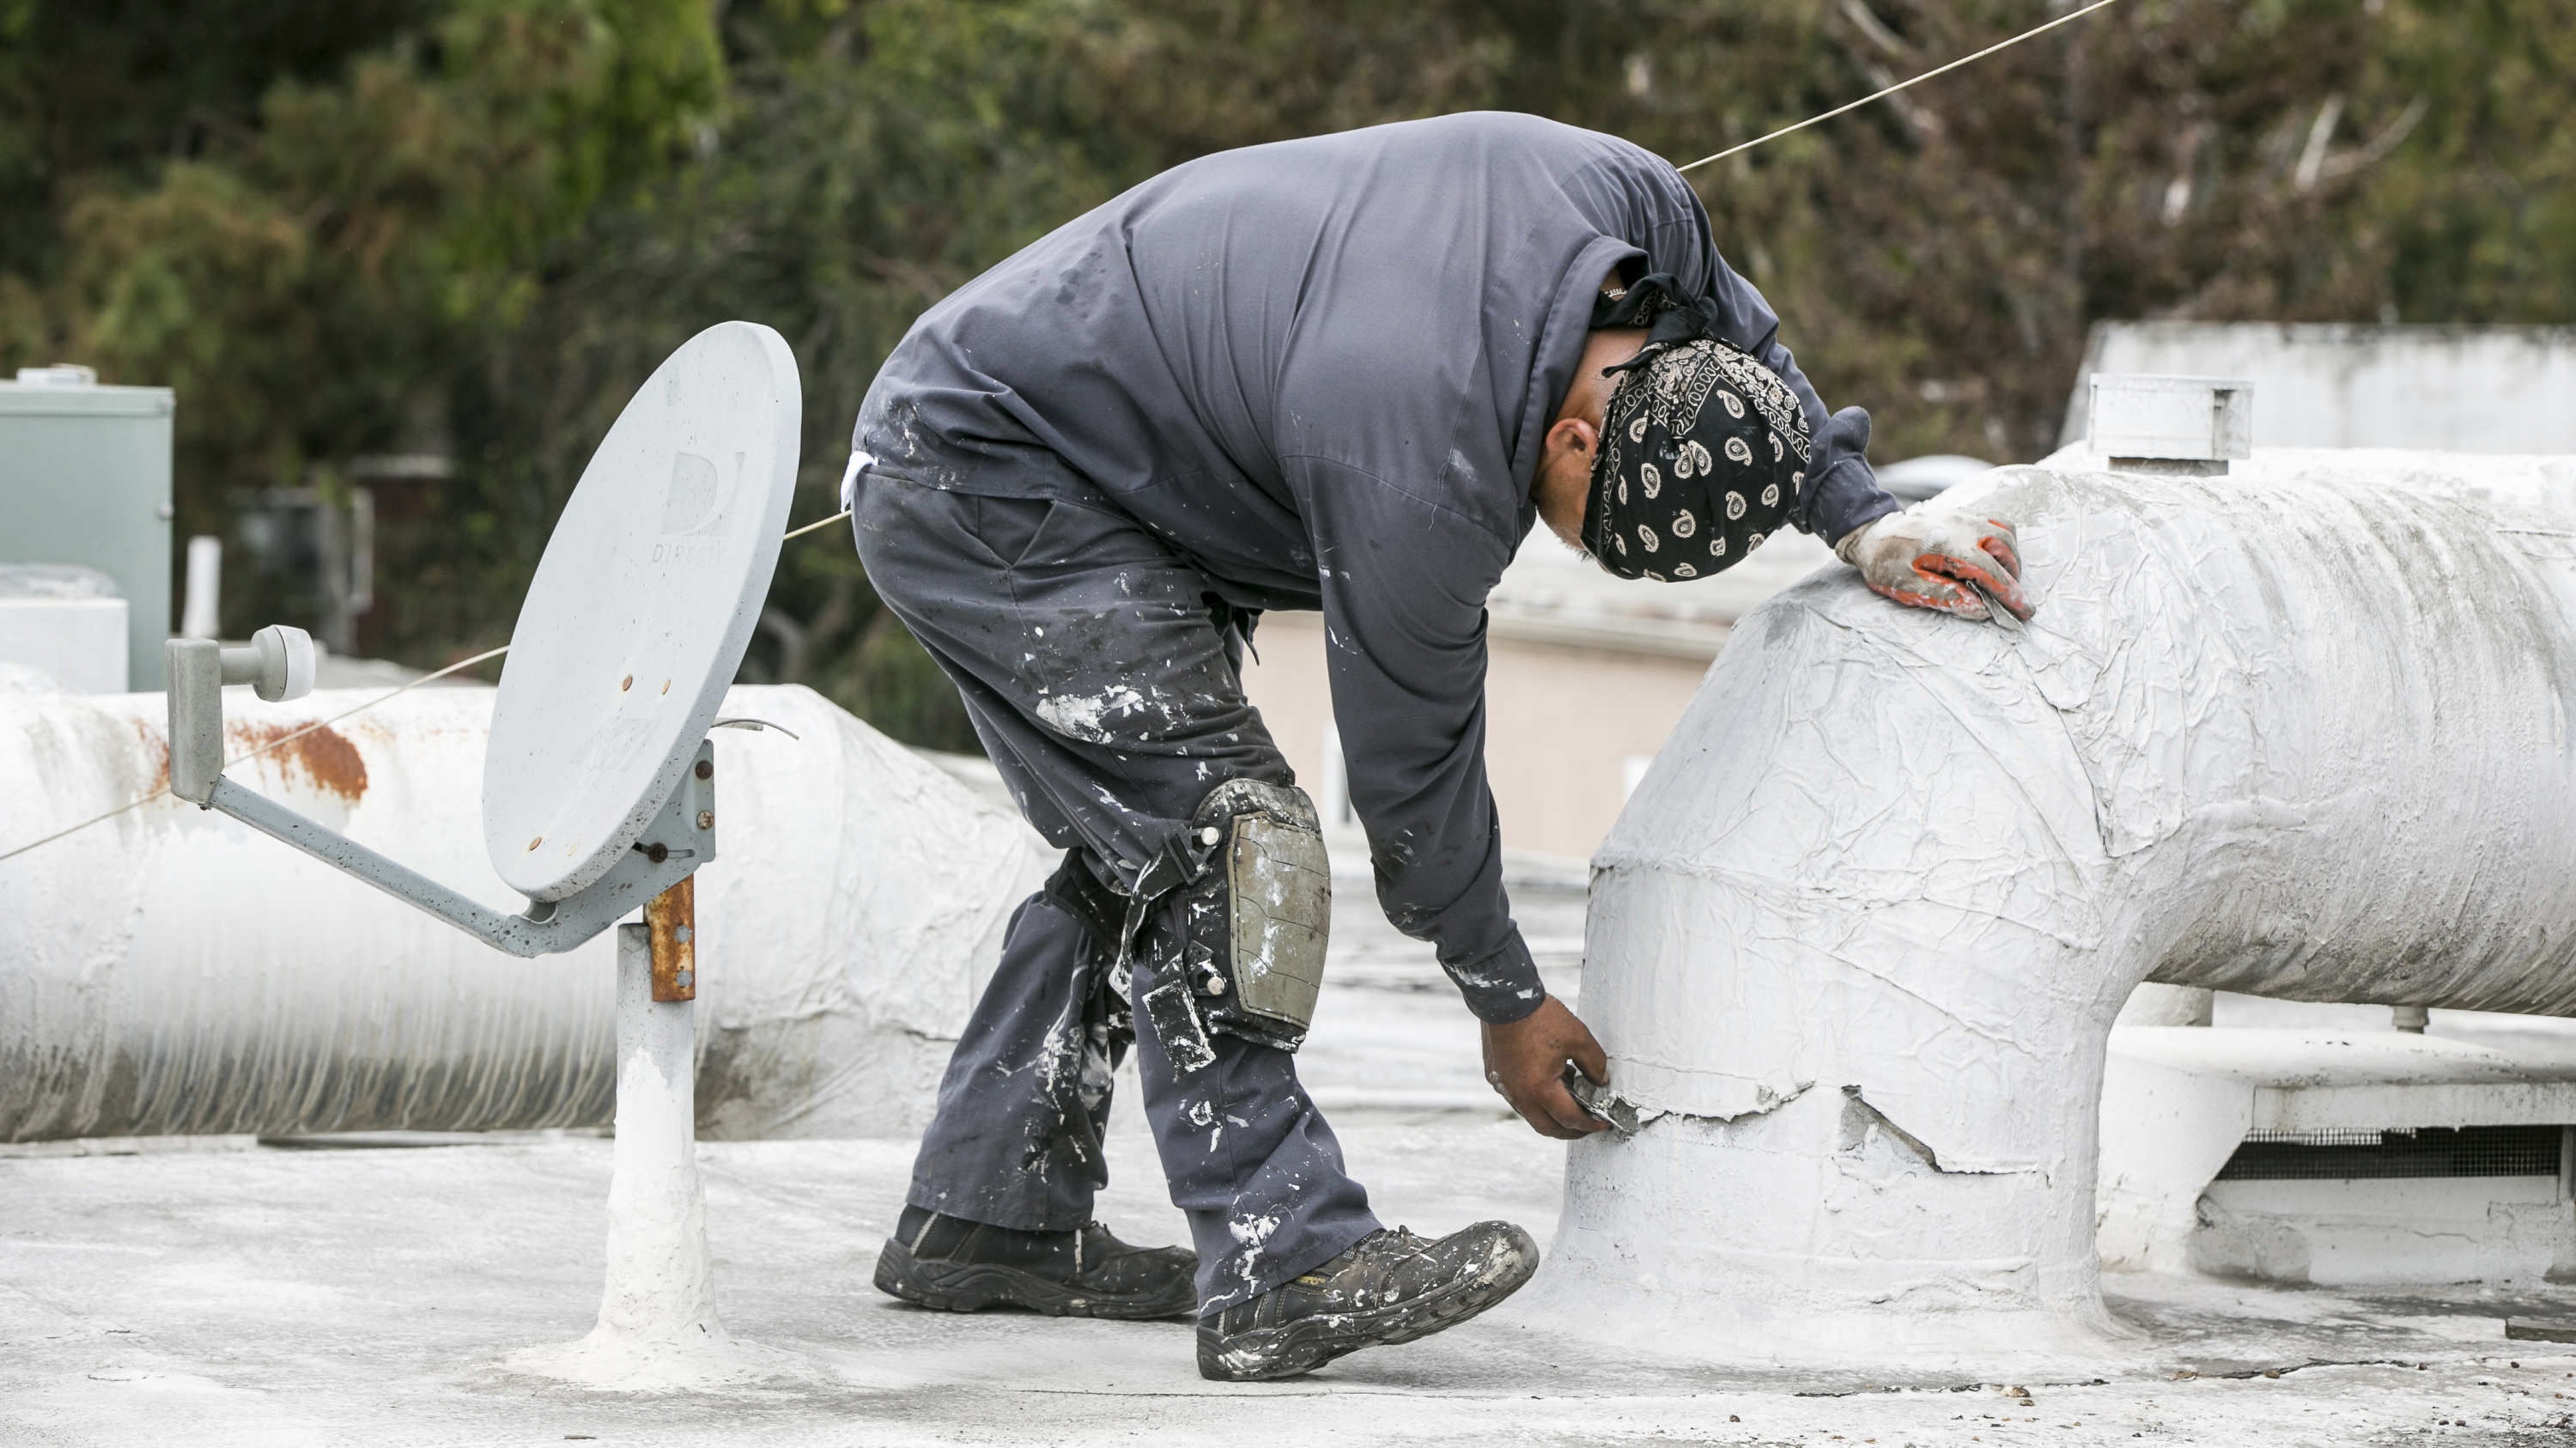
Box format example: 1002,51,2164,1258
0,684,1054,1145
1533,459,2576,1368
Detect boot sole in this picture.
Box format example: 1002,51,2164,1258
873,1238,1198,1321
1194,1226,1540,1381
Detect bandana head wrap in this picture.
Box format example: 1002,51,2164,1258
1579,275,1813,581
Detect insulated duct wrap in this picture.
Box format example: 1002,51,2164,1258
1,684,1054,1143
1543,465,2576,1364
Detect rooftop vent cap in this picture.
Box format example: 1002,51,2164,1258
2089,374,2252,477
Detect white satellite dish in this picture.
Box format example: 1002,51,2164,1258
163,319,803,955
485,322,800,901
160,320,803,1372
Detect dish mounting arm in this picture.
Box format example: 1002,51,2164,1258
166,636,715,958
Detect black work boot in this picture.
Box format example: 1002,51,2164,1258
873,1206,1198,1320
1195,1221,1539,1381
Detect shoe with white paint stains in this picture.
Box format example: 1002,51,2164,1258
1194,1221,1539,1381
874,1207,1198,1320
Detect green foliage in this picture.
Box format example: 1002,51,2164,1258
4,0,2573,753
2366,0,2576,321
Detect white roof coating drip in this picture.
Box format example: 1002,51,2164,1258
483,321,800,900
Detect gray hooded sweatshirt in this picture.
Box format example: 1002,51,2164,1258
855,111,1896,1023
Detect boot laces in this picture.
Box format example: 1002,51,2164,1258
1368,1226,1431,1257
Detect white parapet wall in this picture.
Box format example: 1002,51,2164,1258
1538,460,2576,1366
2059,322,2576,453
0,682,1054,1143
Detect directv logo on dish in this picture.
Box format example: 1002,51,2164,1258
653,451,735,565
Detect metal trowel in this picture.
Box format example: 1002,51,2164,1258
1563,1065,1637,1135
1970,578,2026,633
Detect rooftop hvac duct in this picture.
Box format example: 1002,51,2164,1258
1536,462,2576,1366
0,684,1053,1144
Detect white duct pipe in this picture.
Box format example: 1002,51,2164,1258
1,683,1054,1143
1539,464,2576,1366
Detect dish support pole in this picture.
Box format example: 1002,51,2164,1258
589,900,725,1347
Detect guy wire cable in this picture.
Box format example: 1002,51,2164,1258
3,490,863,867
769,5,2136,539
1674,0,2127,173
5,2,2124,866
782,508,852,542
781,4,2134,546
0,644,511,865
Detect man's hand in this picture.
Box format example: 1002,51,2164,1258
1481,995,1612,1140
1836,507,2034,622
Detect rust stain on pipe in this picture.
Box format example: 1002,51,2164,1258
128,717,173,795
646,876,696,1002
227,721,370,802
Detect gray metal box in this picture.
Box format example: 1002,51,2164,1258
0,381,175,690
2088,374,2255,464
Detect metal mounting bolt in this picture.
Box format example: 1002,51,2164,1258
697,811,714,830
695,759,713,781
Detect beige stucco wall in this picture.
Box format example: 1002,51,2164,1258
1237,611,1717,864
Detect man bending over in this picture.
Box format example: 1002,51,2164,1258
843,111,2029,1382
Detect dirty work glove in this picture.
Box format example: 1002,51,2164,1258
1834,506,2034,622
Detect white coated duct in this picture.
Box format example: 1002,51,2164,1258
2037,441,2576,511
1539,463,2576,1365
2,684,1054,1143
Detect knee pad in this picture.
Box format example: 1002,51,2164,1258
1145,779,1332,1058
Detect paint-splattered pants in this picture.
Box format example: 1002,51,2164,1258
852,471,1382,1313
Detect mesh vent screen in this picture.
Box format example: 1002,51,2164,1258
2215,1125,2569,1182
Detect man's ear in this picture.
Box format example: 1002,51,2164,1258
1547,415,1599,459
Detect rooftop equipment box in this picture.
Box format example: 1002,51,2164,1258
0,374,174,691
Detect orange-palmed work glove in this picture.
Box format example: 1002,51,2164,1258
1833,506,2034,623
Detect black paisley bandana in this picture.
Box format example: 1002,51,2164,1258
1581,332,1813,581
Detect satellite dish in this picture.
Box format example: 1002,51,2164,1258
163,319,800,954
483,321,801,901
154,323,802,1366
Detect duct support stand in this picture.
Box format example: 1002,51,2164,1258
501,916,792,1389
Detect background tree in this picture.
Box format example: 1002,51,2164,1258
3,0,2567,752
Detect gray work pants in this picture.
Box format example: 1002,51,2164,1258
851,472,1381,1312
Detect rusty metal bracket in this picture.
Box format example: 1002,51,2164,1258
644,876,696,1001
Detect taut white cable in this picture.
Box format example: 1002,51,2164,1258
0,644,511,865
1674,0,2128,173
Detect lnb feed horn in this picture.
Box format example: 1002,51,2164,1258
165,320,801,958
